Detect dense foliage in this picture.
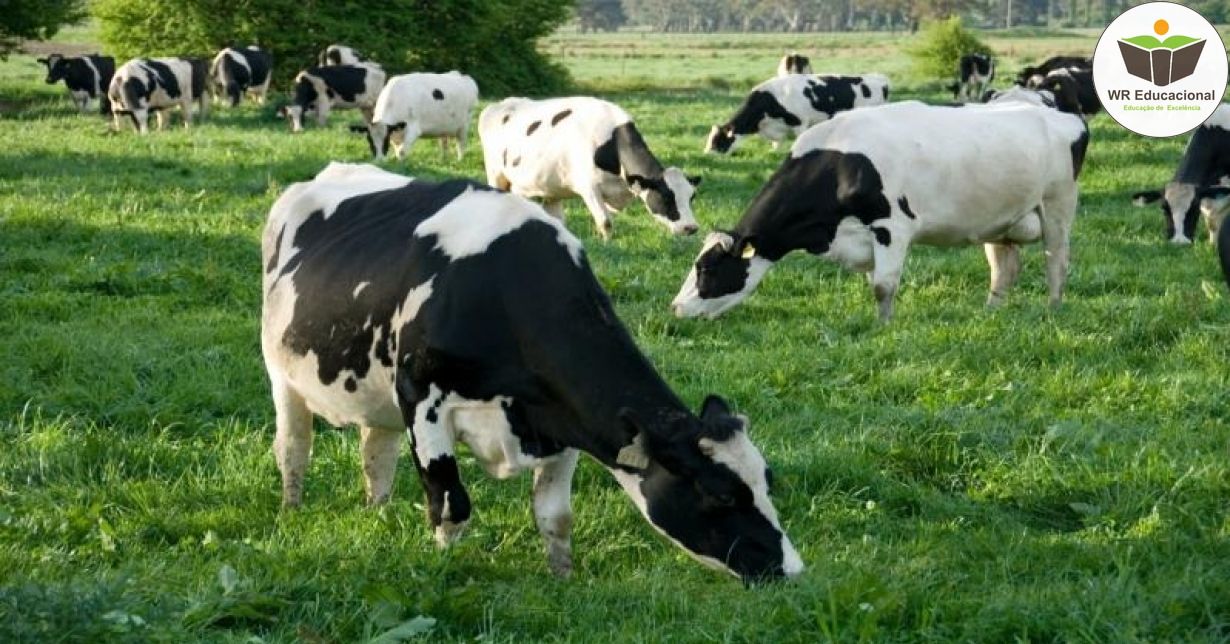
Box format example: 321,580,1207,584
0,0,85,57
92,0,573,95
907,17,994,80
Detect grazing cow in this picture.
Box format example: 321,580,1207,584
947,53,994,100
777,53,812,76
479,97,700,238
1131,104,1230,244
37,53,115,115
1034,67,1100,118
108,57,209,133
279,63,386,132
1015,55,1091,87
363,71,479,161
705,74,890,154
261,162,803,582
210,46,273,107
673,96,1089,321
319,44,363,66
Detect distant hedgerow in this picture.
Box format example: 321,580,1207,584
91,0,573,96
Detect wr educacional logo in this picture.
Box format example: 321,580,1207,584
1116,18,1205,86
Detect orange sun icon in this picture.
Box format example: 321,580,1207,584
1154,19,1169,35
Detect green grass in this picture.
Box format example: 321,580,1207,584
4,28,1230,643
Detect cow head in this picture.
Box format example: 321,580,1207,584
672,231,773,319
705,125,740,154
281,73,320,132
1016,66,1046,88
611,395,803,583
627,168,700,235
1133,182,1230,244
38,54,66,84
363,122,405,160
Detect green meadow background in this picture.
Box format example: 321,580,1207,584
2,24,1229,642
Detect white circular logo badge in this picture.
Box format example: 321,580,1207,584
1093,1,1228,138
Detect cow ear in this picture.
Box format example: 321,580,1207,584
1132,190,1163,206
687,175,702,187
36,57,47,64
699,395,732,420
1200,186,1230,200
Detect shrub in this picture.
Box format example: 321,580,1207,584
91,0,573,96
1,0,86,58
906,17,993,81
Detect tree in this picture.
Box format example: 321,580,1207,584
92,0,572,95
0,0,86,58
577,0,627,31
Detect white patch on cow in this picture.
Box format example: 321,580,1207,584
352,282,369,299
823,216,876,271
389,278,435,340
286,163,412,223
412,384,452,466
79,55,101,97
606,467,739,579
415,188,583,265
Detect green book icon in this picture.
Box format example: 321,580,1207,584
1118,34,1206,85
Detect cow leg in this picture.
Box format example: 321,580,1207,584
578,185,614,240
542,200,565,220
1039,193,1076,309
181,99,193,128
400,123,421,162
437,137,450,161
360,425,403,506
271,377,314,508
984,242,1021,307
533,449,579,577
155,111,169,131
402,384,471,547
869,222,911,321
455,125,469,160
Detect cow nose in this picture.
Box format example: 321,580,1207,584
680,223,698,235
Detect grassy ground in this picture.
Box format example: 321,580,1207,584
3,27,1230,643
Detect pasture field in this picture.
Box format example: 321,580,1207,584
3,27,1230,643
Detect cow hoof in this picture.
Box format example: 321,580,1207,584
547,548,573,578
434,520,467,548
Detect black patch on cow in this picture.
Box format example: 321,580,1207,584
425,406,438,423
511,156,521,167
695,240,753,299
432,89,444,100
882,85,889,100
872,227,891,246
1015,55,1091,86
344,376,357,392
502,114,510,124
733,148,892,261
781,54,810,74
501,149,508,166
726,90,802,135
861,84,871,98
502,400,566,458
1070,128,1089,180
801,77,859,118
593,122,682,222
897,196,916,219
526,120,542,135
187,58,208,100
551,109,572,126
144,59,183,98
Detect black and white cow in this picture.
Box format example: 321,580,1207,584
1015,55,1091,87
1132,104,1230,244
363,72,479,161
279,63,386,132
319,44,363,67
209,46,273,107
261,162,803,582
705,73,890,154
108,57,209,133
776,53,812,77
947,53,994,101
674,95,1089,321
1034,67,1100,118
479,97,700,238
37,53,115,115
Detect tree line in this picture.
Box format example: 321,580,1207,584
578,0,1230,32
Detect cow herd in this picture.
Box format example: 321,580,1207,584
36,43,1230,583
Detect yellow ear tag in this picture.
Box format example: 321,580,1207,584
741,243,756,260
